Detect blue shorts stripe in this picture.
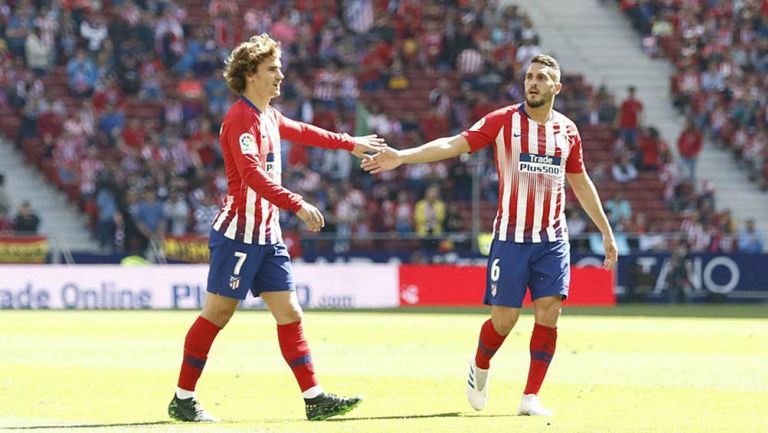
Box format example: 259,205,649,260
289,355,312,368
184,354,206,369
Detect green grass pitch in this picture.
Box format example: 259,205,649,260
1,306,766,432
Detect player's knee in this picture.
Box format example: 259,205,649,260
492,315,517,335
280,307,303,324
202,304,236,328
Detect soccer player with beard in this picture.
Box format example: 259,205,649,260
363,54,618,416
168,34,385,422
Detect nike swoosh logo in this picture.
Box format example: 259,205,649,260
513,133,521,137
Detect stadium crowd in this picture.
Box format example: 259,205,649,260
0,0,756,256
621,0,768,190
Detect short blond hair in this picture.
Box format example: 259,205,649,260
530,54,561,83
223,33,282,94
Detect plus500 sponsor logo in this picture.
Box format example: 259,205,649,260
171,283,355,309
518,152,562,175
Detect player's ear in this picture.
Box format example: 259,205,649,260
554,82,562,95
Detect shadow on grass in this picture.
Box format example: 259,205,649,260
305,304,768,319
326,412,516,421
4,421,172,430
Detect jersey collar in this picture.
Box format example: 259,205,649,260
239,95,262,113
519,103,554,123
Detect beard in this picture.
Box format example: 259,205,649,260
525,88,553,108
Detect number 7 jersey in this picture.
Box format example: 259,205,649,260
460,103,585,243
212,96,355,245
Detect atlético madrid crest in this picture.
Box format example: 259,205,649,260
229,275,241,290
491,283,497,297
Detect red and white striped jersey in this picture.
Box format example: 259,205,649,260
461,103,585,243
212,96,355,245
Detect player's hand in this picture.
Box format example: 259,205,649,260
296,201,325,232
602,234,618,270
351,134,387,158
361,147,403,174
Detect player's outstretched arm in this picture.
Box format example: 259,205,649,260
566,171,618,270
361,135,470,174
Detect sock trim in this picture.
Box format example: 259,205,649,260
176,387,195,399
302,385,324,399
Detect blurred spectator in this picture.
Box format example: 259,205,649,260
134,188,166,247
738,219,764,253
387,57,410,91
637,126,665,171
95,181,120,252
193,194,219,235
24,27,52,76
13,200,40,234
97,102,126,138
681,210,710,252
164,190,190,236
514,37,541,69
66,49,97,98
395,190,414,234
80,15,108,54
5,4,33,60
177,70,204,100
611,151,638,182
665,242,693,303
604,191,632,227
0,174,10,215
565,206,588,236
677,118,703,182
0,209,13,232
616,86,643,147
414,184,446,237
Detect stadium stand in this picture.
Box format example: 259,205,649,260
0,0,741,256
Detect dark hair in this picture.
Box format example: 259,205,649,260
529,54,561,82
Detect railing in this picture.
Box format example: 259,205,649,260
0,231,759,265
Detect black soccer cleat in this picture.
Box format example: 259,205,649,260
305,393,363,421
168,395,219,422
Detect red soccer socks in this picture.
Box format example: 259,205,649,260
277,321,318,392
474,319,508,369
524,323,557,395
177,316,222,391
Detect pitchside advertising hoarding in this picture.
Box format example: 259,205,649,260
579,253,768,301
0,264,399,310
0,263,616,310
1,253,766,309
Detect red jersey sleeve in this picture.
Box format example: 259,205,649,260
274,109,355,151
460,107,508,152
224,112,304,212
565,123,585,174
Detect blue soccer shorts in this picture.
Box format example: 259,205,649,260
483,239,570,308
206,229,295,300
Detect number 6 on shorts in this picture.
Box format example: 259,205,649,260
490,258,500,281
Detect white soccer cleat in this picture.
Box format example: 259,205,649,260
466,358,489,411
516,393,554,416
